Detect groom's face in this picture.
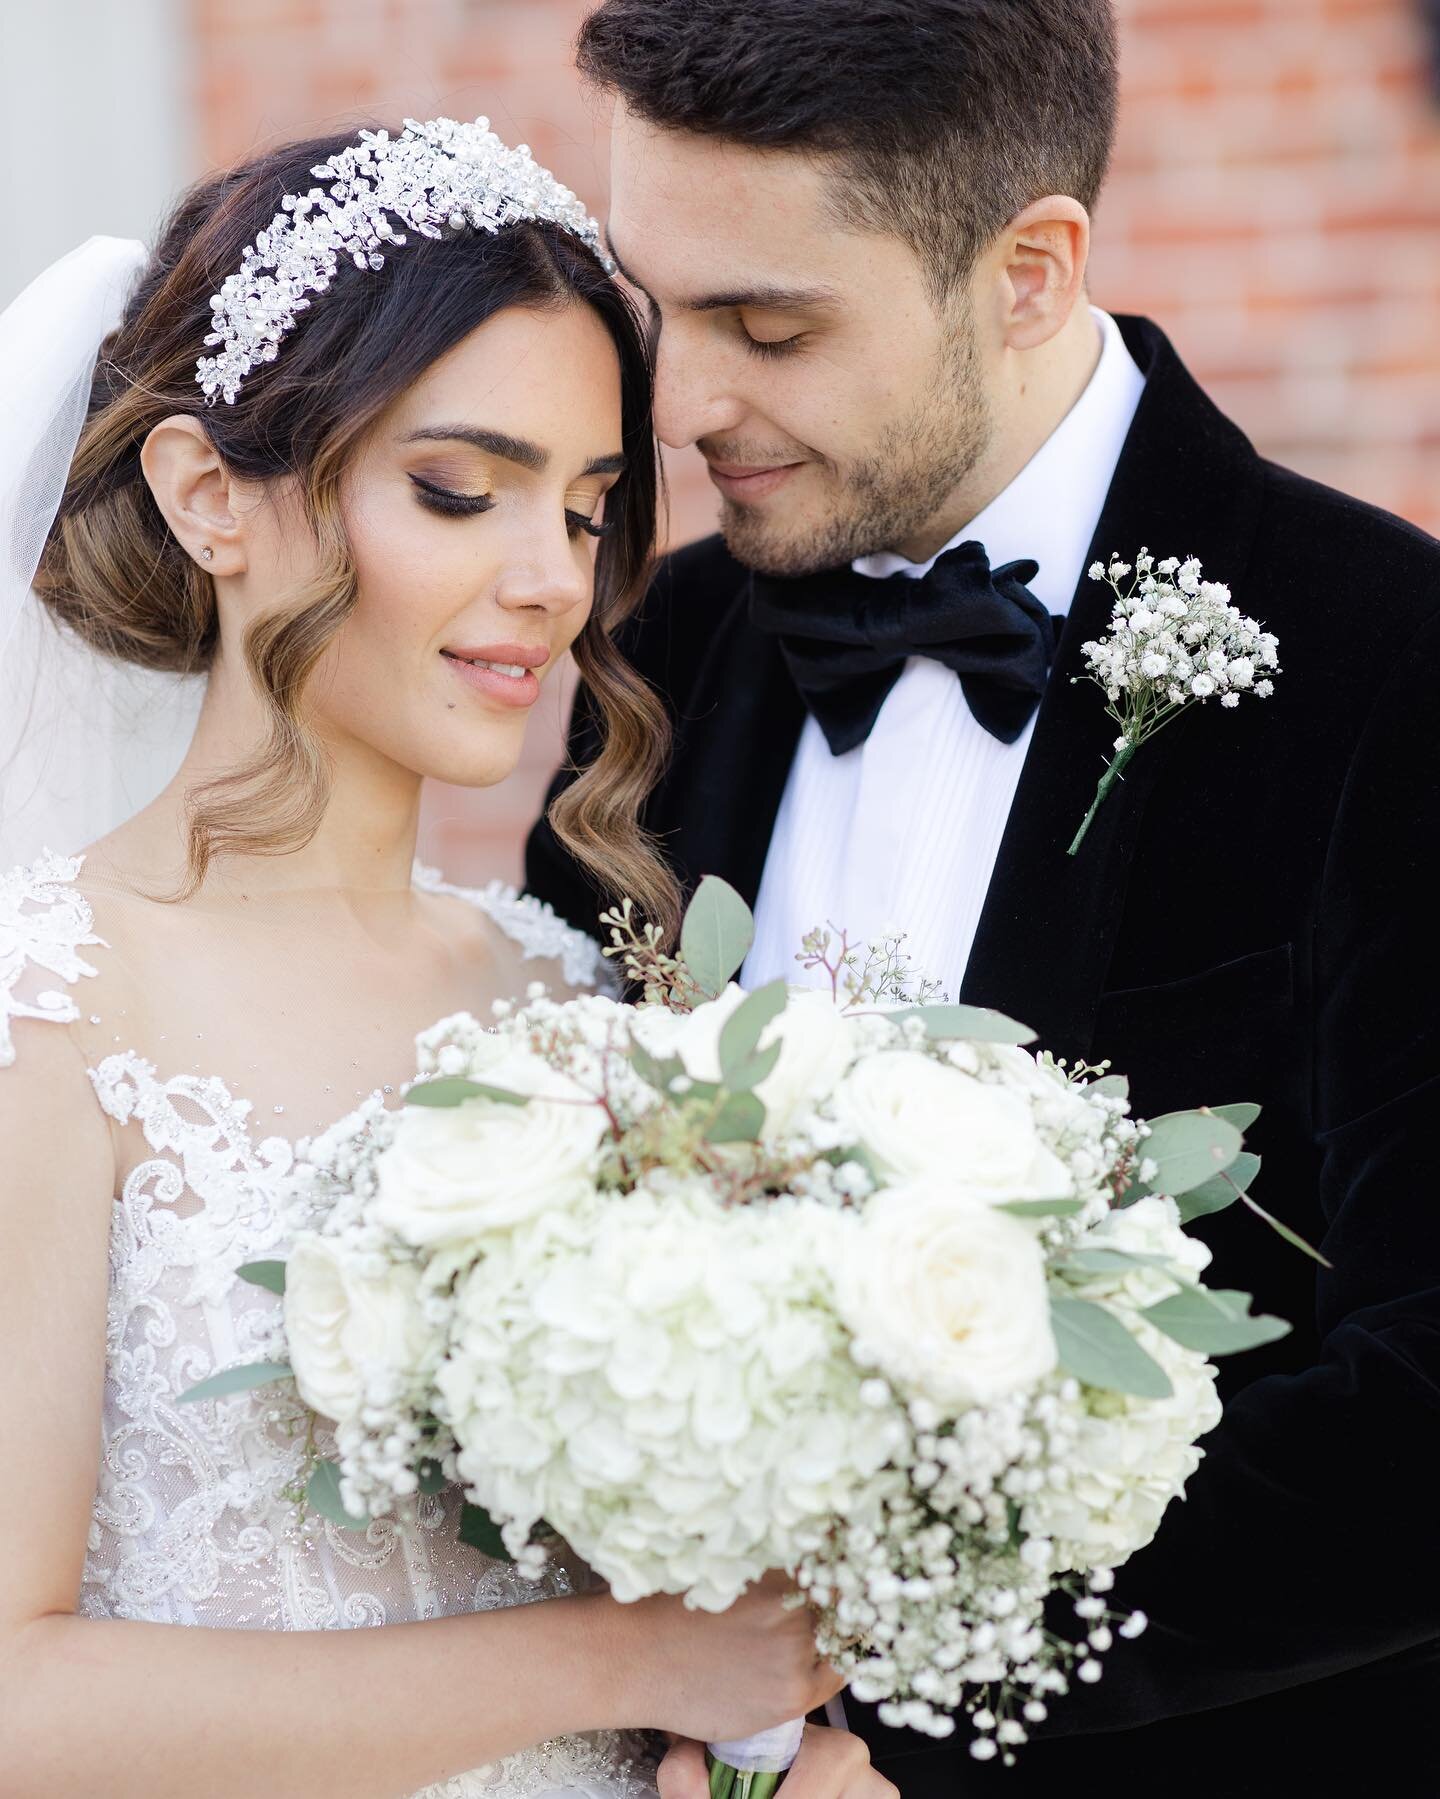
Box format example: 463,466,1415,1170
607,107,991,575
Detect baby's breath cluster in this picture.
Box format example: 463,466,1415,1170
1082,549,1278,712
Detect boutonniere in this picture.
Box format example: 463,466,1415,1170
1067,549,1280,855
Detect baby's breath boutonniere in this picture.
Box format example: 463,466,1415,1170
1067,549,1280,854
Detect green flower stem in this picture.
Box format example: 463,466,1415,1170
706,1756,784,1799
1067,737,1138,856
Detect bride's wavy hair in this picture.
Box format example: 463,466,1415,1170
35,128,678,936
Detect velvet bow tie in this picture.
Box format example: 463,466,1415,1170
748,540,1054,756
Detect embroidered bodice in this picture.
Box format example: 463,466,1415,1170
1,851,652,1799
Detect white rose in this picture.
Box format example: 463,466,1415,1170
640,984,855,1139
284,1235,437,1425
373,1054,607,1247
835,1051,1073,1201
833,1180,1058,1407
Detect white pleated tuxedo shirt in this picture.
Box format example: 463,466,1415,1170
742,307,1146,997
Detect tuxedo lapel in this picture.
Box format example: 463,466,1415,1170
664,574,806,910
961,317,1267,1055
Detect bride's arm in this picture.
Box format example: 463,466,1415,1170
0,1023,838,1799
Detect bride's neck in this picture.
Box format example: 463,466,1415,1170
111,662,425,900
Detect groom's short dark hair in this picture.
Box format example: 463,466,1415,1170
577,0,1118,295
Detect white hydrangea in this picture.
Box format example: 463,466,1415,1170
439,1186,907,1610
1022,1319,1222,1571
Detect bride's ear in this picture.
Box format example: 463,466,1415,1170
994,196,1091,353
140,415,250,576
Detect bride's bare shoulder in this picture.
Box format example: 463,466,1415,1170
411,861,613,1000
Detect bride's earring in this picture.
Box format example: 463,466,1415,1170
200,546,214,563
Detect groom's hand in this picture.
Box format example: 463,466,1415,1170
657,1726,899,1798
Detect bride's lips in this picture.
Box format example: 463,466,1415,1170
704,459,807,502
440,641,548,708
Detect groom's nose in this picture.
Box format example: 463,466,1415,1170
651,338,746,449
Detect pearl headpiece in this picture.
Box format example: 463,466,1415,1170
196,115,609,405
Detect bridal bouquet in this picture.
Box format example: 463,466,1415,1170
194,880,1295,1782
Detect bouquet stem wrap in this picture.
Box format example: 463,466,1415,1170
706,1717,806,1797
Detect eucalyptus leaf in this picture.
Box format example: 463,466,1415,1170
717,980,787,1086
307,1458,370,1528
406,1077,529,1109
888,1003,1036,1046
1061,1247,1176,1275
680,876,756,999
1049,1295,1174,1398
1143,1286,1291,1356
995,1198,1084,1219
631,1042,684,1096
177,1360,293,1405
458,1500,513,1562
723,1038,783,1095
237,1259,287,1296
1177,1152,1261,1222
704,1090,767,1144
1088,1074,1130,1100
1134,1111,1243,1198
1211,1101,1261,1134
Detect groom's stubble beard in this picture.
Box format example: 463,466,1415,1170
712,309,994,578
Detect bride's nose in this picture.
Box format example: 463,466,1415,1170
492,525,591,619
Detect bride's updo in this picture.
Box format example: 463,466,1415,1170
35,128,676,933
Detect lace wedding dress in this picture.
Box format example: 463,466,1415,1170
0,849,658,1799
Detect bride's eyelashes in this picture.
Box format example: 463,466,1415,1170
408,473,615,539
567,509,616,541
409,473,494,517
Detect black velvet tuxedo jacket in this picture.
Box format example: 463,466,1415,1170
526,317,1440,1794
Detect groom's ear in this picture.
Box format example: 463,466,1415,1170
140,415,249,577
992,196,1091,353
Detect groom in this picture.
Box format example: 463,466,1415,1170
527,1,1440,1792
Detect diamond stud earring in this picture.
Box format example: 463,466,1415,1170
200,546,214,562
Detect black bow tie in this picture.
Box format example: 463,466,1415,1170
749,540,1054,756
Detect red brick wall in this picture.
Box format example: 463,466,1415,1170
191,0,1440,887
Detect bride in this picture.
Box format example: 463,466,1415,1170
0,119,843,1796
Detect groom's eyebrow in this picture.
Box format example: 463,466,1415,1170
688,282,839,314
403,427,625,477
606,242,836,315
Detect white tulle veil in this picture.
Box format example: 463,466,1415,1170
0,236,205,870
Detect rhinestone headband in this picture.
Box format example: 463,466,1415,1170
196,115,610,405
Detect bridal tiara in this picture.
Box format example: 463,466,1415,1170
196,115,610,406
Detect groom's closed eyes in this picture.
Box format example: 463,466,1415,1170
606,241,839,357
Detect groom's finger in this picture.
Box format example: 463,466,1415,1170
656,1736,709,1799
775,1724,899,1798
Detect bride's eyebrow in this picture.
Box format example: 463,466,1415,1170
402,426,625,477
